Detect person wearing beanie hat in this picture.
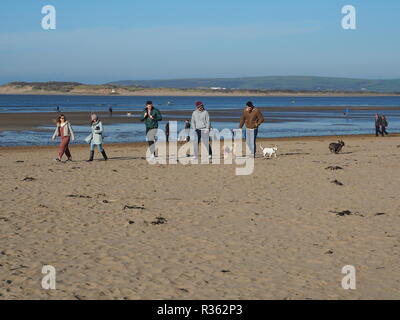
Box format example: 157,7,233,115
86,113,108,162
190,101,212,158
141,100,162,158
239,101,264,156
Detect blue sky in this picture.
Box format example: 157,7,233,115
0,0,399,84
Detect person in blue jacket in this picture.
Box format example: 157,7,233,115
87,114,108,161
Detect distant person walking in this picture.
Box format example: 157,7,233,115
86,114,108,162
109,105,113,117
239,101,264,156
381,115,389,136
141,101,162,158
52,114,75,162
191,101,212,158
375,114,383,136
165,122,170,143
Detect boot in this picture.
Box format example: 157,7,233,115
87,151,94,162
101,150,108,161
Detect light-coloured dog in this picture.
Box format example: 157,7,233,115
260,145,278,158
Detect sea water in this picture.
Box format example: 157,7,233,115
0,95,399,146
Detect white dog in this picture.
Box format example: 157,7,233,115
260,145,278,158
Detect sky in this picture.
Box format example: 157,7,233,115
0,0,399,84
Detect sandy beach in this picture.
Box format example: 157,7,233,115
1,134,400,300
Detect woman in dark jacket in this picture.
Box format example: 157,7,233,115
141,101,162,158
381,115,389,136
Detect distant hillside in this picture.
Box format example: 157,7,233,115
2,80,400,96
109,76,400,93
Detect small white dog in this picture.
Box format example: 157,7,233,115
260,145,278,158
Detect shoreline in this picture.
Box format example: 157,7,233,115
1,89,400,97
1,106,400,131
1,133,399,152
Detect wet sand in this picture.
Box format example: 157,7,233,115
0,134,400,299
1,105,399,131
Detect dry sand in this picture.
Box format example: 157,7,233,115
0,135,400,300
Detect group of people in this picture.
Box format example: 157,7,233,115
52,113,108,162
52,100,265,162
141,100,264,159
375,113,389,137
51,102,391,162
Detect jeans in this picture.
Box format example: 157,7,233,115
90,143,104,152
245,128,258,155
194,129,212,157
146,128,157,156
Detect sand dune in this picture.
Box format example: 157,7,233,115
0,135,400,300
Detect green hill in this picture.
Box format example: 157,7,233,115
109,76,400,93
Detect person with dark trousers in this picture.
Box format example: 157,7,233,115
87,114,108,162
190,101,212,159
109,106,113,117
165,122,170,143
239,101,264,156
381,115,389,136
375,114,382,136
141,101,162,159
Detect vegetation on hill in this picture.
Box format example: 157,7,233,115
2,78,400,95
109,76,400,93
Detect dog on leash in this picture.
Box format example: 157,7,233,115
329,140,345,154
260,145,278,158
